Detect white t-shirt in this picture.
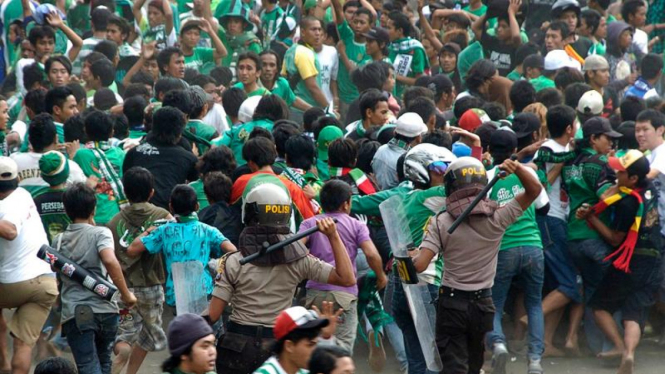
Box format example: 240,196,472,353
0,187,52,283
536,139,570,221
203,103,229,135
647,142,665,236
11,152,87,193
15,58,37,95
633,28,648,55
316,45,339,109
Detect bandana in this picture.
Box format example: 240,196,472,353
590,186,644,273
328,167,377,195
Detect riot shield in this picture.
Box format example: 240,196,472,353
172,261,208,315
380,195,443,372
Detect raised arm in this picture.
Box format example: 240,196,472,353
331,0,345,25
319,218,356,287
133,0,147,25
46,11,84,62
123,42,156,87
507,0,523,46
417,0,443,51
163,0,174,36
201,18,228,61
359,0,377,21
471,13,486,42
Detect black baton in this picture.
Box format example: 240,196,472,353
239,218,339,265
448,155,517,234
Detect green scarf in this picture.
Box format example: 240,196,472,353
85,141,128,208
175,212,199,223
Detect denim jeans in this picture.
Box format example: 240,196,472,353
63,312,119,374
537,215,582,303
486,246,545,361
384,273,408,372
568,238,611,303
392,275,439,374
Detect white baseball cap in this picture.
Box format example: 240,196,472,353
238,96,262,123
576,90,604,115
544,50,582,71
395,112,428,138
0,157,18,181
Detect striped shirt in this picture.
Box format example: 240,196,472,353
253,357,309,374
72,37,105,76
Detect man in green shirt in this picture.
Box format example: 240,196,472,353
259,50,312,112
180,18,227,74
45,86,79,144
486,129,549,374
218,2,262,75
185,86,219,155
259,0,284,48
386,11,428,99
35,150,71,244
233,52,271,97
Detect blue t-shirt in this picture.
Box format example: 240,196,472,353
141,220,227,306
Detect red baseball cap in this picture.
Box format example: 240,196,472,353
458,108,491,132
273,307,329,341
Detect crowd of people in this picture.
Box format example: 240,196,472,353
2,0,665,373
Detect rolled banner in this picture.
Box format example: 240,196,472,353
37,245,118,301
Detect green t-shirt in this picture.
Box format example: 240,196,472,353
215,119,274,165
270,77,297,106
184,47,216,74
220,29,263,72
488,167,543,250
2,0,24,65
260,6,284,47
233,81,271,97
282,44,321,108
186,119,218,154
457,41,484,82
73,145,126,224
129,129,146,139
189,178,209,210
388,37,429,99
67,3,91,37
337,21,370,104
463,4,497,29
530,75,556,92
506,69,521,81
143,24,174,51
25,21,69,57
33,188,71,244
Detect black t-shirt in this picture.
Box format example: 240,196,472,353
602,87,619,118
123,141,198,209
481,32,515,77
34,189,70,244
199,201,243,247
611,183,662,251
570,36,594,60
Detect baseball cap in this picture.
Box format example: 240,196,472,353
395,112,428,138
608,149,650,177
316,125,344,162
362,27,390,45
427,74,454,98
39,151,70,187
544,50,582,71
180,18,201,35
576,90,604,115
582,117,622,138
583,54,609,71
441,42,461,56
512,112,542,138
238,96,262,123
489,127,518,154
167,313,214,357
458,108,491,132
0,157,18,181
274,306,329,341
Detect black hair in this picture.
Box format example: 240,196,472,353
112,114,129,140
66,82,86,105
320,179,353,212
640,53,663,81
422,130,452,149
535,87,563,108
130,70,156,87
546,105,576,138
123,166,155,203
342,0,360,12
325,22,340,44
405,97,436,124
24,88,47,115
84,52,107,67
197,146,237,177
45,86,74,115
555,67,584,91
272,328,322,355
157,47,183,75
249,126,274,141
377,126,395,144
636,108,665,129
620,96,646,122
253,94,288,122
28,25,55,46
170,184,198,215
313,116,345,141
91,58,116,87
356,139,380,174
465,59,496,95
514,43,540,66
35,357,77,374
123,96,147,126
547,21,571,41
221,87,247,118
163,89,194,118
402,87,434,109
621,0,646,24
203,171,232,204
187,87,207,118
63,183,97,220
237,51,262,71
581,9,602,35
64,114,86,143
453,96,485,120
151,106,186,145
183,69,200,85
242,137,277,167
85,110,114,141
273,122,301,158
359,89,388,121
286,135,316,170
387,11,412,37
107,14,130,38
396,152,406,182
328,138,358,168
303,107,326,132
23,63,46,90
93,88,118,110
446,13,471,30
122,83,150,102
91,7,112,31
309,346,352,374
351,62,386,93
154,77,187,100
482,102,506,121
355,7,375,23
209,66,234,86
29,114,57,152
191,74,217,89
45,55,72,75
509,80,536,113
617,121,639,150
93,40,119,62
564,83,593,109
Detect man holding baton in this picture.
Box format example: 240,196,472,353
411,156,542,374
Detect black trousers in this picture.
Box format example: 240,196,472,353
436,288,495,374
215,324,275,374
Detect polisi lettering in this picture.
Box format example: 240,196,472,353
461,167,485,177
264,204,290,214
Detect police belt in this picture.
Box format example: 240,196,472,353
227,321,274,339
440,286,492,300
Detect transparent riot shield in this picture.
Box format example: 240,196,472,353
172,261,208,315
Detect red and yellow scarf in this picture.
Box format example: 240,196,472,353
590,186,644,273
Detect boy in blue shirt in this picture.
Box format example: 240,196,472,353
127,184,237,307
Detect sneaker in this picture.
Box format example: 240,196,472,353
527,359,544,374
492,343,509,374
368,330,386,372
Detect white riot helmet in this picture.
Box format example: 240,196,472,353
403,143,456,186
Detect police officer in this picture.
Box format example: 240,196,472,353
410,157,542,374
207,177,356,374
